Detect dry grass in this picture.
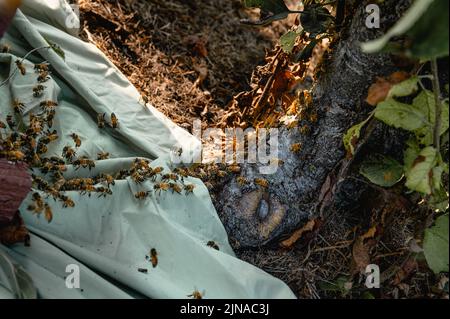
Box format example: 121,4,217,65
77,0,295,131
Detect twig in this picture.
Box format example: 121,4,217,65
0,46,52,88
431,58,442,151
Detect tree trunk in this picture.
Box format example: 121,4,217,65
216,0,412,248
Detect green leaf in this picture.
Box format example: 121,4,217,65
429,187,450,212
388,76,419,99
360,154,404,187
423,214,449,274
280,31,298,53
300,5,333,37
242,0,292,25
362,291,376,299
375,99,429,131
406,0,450,59
404,146,438,194
431,163,446,190
404,138,421,172
413,90,450,146
343,115,372,156
362,0,449,59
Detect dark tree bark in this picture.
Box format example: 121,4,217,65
216,0,412,248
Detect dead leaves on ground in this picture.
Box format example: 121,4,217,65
351,226,378,274
223,38,326,129
280,219,320,249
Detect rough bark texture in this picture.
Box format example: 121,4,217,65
216,0,412,248
0,159,32,225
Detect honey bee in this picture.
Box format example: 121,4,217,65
131,171,145,184
135,191,151,200
97,113,106,129
39,130,58,144
34,63,49,73
30,152,42,167
15,60,26,75
187,289,204,300
1,150,25,161
62,146,76,161
115,169,130,180
110,113,119,129
46,109,56,128
73,156,95,170
36,142,48,155
184,184,195,195
60,195,75,208
40,100,58,111
207,241,220,250
227,164,241,174
97,174,115,187
96,186,113,197
37,70,50,83
154,182,170,195
290,143,302,153
237,176,249,186
299,125,310,135
32,192,44,211
70,133,81,147
6,115,15,129
152,167,164,175
309,112,318,123
33,85,46,97
162,173,178,182
40,161,54,174
149,248,158,268
46,187,60,200
27,204,42,215
32,175,51,192
148,166,164,180
53,174,66,191
12,99,25,114
173,167,189,181
44,203,53,223
134,158,151,171
27,117,43,137
0,119,6,129
169,183,182,194
217,170,227,178
254,178,269,188
80,184,96,196
50,164,67,173
97,152,109,160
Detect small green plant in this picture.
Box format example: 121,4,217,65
344,0,449,274
242,0,344,61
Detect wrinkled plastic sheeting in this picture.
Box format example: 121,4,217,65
0,0,296,299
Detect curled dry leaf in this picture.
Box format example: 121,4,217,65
393,257,418,286
352,226,378,274
280,219,317,249
365,71,410,106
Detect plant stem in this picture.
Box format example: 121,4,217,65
431,58,442,152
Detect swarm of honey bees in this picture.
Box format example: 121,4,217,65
0,56,197,225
